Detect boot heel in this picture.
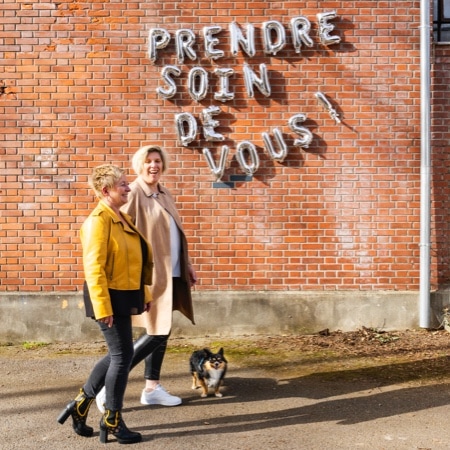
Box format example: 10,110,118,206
57,401,75,424
99,423,108,444
57,390,94,437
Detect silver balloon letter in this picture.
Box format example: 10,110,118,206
148,28,170,63
288,114,313,148
229,22,256,57
203,146,229,181
262,128,288,162
175,112,198,147
214,68,235,102
315,91,341,123
188,67,209,102
236,141,260,176
156,65,181,99
290,16,314,53
175,29,197,64
262,20,286,56
203,26,224,60
317,11,341,46
201,106,225,142
243,63,271,98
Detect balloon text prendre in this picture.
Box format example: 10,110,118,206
149,11,342,181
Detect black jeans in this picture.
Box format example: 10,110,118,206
83,315,134,411
131,334,169,380
128,276,185,381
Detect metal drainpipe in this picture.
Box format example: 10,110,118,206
419,0,431,328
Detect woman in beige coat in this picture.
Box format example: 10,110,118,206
96,145,196,411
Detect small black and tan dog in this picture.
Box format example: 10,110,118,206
190,347,227,398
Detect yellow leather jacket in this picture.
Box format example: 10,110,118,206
80,200,153,319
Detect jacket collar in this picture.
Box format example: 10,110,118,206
135,177,167,198
95,200,133,226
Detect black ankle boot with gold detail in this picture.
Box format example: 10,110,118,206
99,409,142,444
57,388,94,437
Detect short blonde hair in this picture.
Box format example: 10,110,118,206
89,164,125,199
132,145,169,176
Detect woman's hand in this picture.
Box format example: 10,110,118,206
98,315,114,328
188,265,197,287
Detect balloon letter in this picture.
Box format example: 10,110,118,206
214,67,235,102
290,16,314,53
156,65,181,99
236,141,260,175
201,106,225,142
148,28,170,63
317,11,341,46
175,112,198,146
243,63,271,98
203,146,229,181
315,91,341,123
175,29,197,64
262,128,288,162
188,67,209,102
229,22,256,57
288,114,313,148
262,20,286,56
203,26,224,60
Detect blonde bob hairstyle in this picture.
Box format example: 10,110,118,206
89,164,125,199
132,145,169,176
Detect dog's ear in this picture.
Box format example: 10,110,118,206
203,348,212,356
218,347,224,356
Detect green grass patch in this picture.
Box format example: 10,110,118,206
21,341,49,350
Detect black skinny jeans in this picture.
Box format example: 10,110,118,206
130,334,169,380
83,315,134,411
128,277,186,381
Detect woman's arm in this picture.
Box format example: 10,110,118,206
81,212,113,320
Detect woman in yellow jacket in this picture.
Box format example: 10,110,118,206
57,164,153,445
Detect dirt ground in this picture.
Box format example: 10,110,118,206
2,328,450,449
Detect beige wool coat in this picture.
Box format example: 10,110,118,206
121,177,195,335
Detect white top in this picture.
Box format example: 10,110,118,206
169,215,181,277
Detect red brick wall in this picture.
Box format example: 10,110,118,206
0,1,423,293
432,44,450,289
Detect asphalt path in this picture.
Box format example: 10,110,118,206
1,341,450,449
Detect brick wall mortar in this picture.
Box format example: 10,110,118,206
0,1,427,293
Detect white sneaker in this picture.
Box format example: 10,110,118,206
96,386,106,414
140,384,182,406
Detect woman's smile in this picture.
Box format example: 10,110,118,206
141,151,164,186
